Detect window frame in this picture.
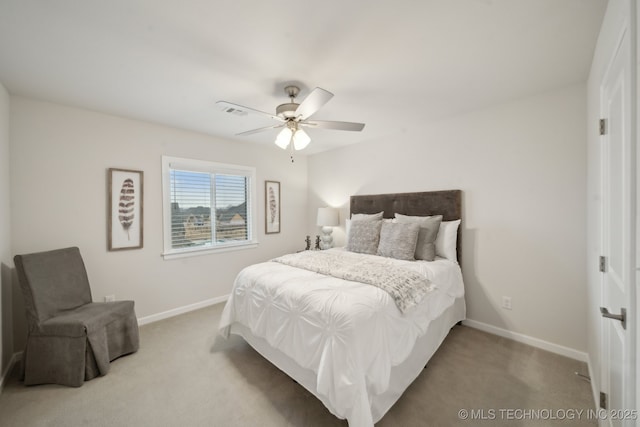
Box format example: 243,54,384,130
161,155,258,260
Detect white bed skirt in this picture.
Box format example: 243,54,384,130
229,296,466,425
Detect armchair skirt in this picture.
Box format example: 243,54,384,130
22,301,139,386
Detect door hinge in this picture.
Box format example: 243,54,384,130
600,391,607,409
599,256,606,272
599,118,606,135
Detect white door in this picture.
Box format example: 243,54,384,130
600,24,636,427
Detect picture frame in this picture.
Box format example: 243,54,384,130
265,180,281,234
108,168,144,250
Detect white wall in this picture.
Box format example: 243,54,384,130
0,81,11,379
586,0,634,407
9,97,308,332
308,84,588,352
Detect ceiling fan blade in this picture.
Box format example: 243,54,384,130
294,87,334,120
236,124,284,136
216,101,284,122
301,120,365,132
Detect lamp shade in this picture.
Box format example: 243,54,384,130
275,127,292,149
293,128,311,150
317,207,339,227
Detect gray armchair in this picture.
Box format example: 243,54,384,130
14,246,139,387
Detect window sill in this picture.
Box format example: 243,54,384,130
162,241,259,260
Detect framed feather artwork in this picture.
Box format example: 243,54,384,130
265,180,280,234
108,168,144,250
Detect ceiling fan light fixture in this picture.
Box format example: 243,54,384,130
220,85,364,155
275,127,292,149
293,128,311,150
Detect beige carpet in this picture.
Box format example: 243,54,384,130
0,303,595,426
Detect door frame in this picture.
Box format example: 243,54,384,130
599,3,637,421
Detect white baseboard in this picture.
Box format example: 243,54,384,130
586,353,600,414
462,319,588,362
0,295,229,394
0,352,22,393
137,294,229,326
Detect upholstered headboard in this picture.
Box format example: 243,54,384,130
350,190,462,260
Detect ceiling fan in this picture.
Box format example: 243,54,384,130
216,85,365,151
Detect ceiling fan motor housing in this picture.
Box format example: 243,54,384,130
276,85,302,119
276,103,299,119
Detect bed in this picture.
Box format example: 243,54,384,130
219,190,465,427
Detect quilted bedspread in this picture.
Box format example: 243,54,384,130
218,248,464,427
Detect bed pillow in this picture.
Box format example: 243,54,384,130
350,211,384,221
436,219,461,262
346,214,388,246
394,213,443,261
346,220,382,254
376,222,421,261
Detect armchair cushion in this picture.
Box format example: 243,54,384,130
37,301,135,337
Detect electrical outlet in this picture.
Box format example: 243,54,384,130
502,296,512,310
104,295,116,302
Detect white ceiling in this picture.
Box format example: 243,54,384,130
0,0,607,154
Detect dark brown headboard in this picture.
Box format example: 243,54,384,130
350,190,462,260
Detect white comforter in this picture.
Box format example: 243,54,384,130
218,248,464,427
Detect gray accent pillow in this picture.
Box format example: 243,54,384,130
346,220,382,254
394,214,443,261
351,211,384,221
376,222,421,261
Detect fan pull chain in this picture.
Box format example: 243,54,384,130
289,133,295,163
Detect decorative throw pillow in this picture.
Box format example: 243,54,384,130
346,220,382,254
436,219,461,261
350,211,384,221
394,213,443,261
376,222,421,261
346,218,393,246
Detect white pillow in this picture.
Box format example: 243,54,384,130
345,218,351,242
436,219,461,262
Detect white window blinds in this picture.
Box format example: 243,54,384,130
162,156,257,258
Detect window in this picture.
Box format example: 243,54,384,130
162,156,257,259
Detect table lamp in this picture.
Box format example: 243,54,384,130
316,207,339,250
